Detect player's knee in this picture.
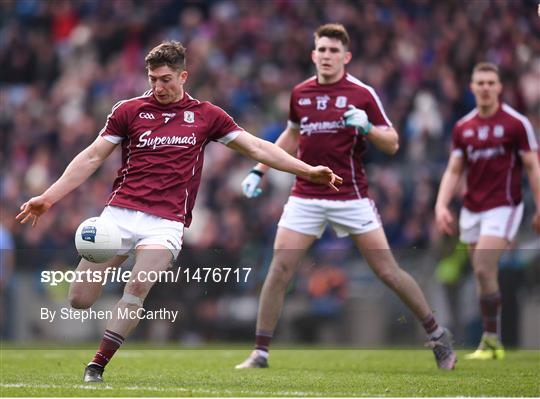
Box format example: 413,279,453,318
374,266,401,289
68,291,94,309
269,260,295,286
68,282,94,309
472,257,496,281
473,265,493,283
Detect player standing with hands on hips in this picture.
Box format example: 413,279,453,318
435,62,540,360
16,41,342,383
237,24,456,370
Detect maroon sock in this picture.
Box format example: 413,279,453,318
421,313,442,338
254,330,273,352
89,329,125,369
480,292,501,335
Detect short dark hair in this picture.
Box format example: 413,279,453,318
314,23,350,48
472,62,500,78
145,41,186,71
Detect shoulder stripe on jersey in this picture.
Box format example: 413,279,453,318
505,152,516,205
186,92,201,104
345,74,392,126
211,104,243,132
98,91,153,137
349,131,362,199
184,138,209,217
296,75,317,88
107,136,133,205
456,108,478,127
502,103,538,150
111,91,152,112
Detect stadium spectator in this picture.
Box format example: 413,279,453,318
236,23,456,371
0,210,16,339
16,40,341,383
3,1,538,256
435,62,540,360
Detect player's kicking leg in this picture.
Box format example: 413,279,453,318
351,228,456,370
464,236,507,360
68,254,127,382
236,227,316,369
83,245,172,382
69,255,129,310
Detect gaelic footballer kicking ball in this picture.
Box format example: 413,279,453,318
75,217,121,263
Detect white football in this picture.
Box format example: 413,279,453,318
75,217,121,263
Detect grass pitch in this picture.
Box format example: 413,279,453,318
1,347,539,397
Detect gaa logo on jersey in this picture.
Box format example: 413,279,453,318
184,111,194,123
463,129,474,138
139,112,155,120
81,226,97,243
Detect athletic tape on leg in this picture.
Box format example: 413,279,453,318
121,293,144,307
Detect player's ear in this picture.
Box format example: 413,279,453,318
311,50,317,65
179,70,188,84
344,51,352,65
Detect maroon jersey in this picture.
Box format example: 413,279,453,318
288,73,392,200
99,90,243,226
451,103,538,212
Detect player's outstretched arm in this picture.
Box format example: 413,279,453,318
241,127,300,198
16,136,117,226
435,155,465,236
228,131,342,191
251,127,299,175
521,150,540,234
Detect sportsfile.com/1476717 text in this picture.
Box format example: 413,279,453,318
40,267,252,286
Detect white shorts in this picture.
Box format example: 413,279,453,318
277,197,382,238
100,206,184,259
459,203,524,244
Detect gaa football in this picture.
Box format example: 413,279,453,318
74,217,121,263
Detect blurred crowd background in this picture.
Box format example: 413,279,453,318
1,0,539,348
